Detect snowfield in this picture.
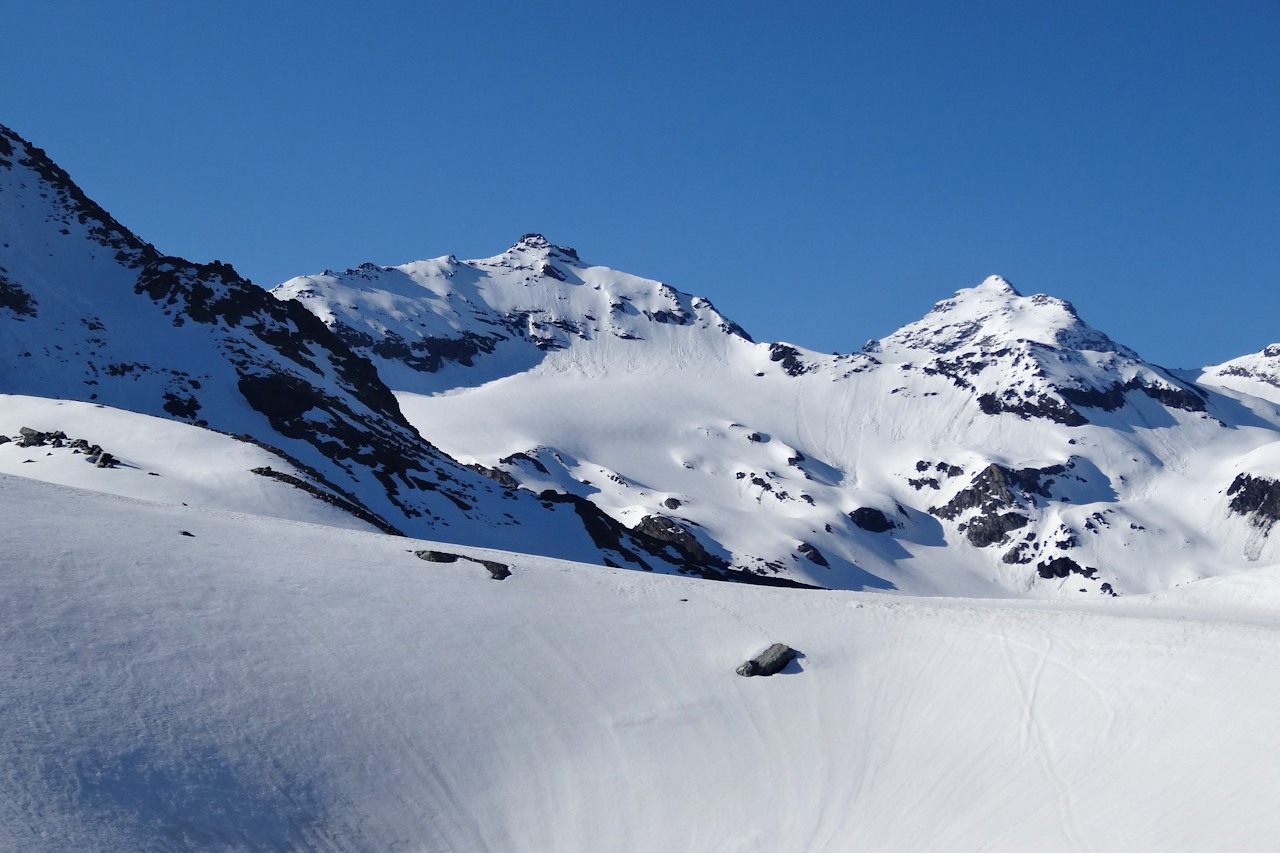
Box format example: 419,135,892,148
5,472,1280,851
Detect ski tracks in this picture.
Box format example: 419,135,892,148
975,619,1120,853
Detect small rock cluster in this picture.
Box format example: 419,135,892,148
415,549,512,580
2,426,118,467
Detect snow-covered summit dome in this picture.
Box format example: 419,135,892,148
877,275,1129,358
866,276,1203,426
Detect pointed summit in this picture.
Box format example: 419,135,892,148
508,233,581,262
975,274,1022,296
869,276,1205,426
878,276,1124,358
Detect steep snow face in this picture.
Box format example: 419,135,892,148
281,255,1280,596
272,233,751,390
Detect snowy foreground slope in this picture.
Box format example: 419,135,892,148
5,472,1280,852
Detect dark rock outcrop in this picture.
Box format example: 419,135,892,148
414,549,509,579
768,343,811,376
932,462,1065,521
0,270,36,318
796,542,829,567
634,514,718,567
1061,376,1206,414
1036,556,1098,579
17,427,53,447
736,643,798,677
977,391,1088,427
965,511,1030,548
1227,474,1280,532
476,558,511,580
415,550,459,563
850,507,895,533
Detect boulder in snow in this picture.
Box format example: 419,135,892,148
736,643,798,677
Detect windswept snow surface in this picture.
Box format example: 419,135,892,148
5,472,1280,851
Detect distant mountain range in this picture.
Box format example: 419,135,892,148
5,121,1280,597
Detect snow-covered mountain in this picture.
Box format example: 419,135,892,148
271,232,752,392
7,119,1280,599
0,124,786,580
275,240,1280,596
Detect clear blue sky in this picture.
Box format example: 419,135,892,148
4,1,1278,367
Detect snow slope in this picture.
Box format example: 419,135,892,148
5,471,1280,851
0,394,381,530
1202,343,1280,403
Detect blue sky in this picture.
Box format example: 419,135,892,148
4,1,1278,367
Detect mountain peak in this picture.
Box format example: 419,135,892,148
878,277,1124,358
509,233,581,262
975,274,1021,296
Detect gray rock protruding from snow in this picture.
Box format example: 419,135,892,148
736,643,798,677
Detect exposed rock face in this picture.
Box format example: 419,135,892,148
1060,377,1206,414
965,511,1031,548
0,271,36,318
931,463,1065,521
850,507,895,533
1036,556,1098,580
476,558,511,580
736,643,798,677
633,514,719,568
1227,474,1280,532
977,391,1087,426
768,343,811,376
255,466,400,534
415,550,460,563
796,542,829,566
